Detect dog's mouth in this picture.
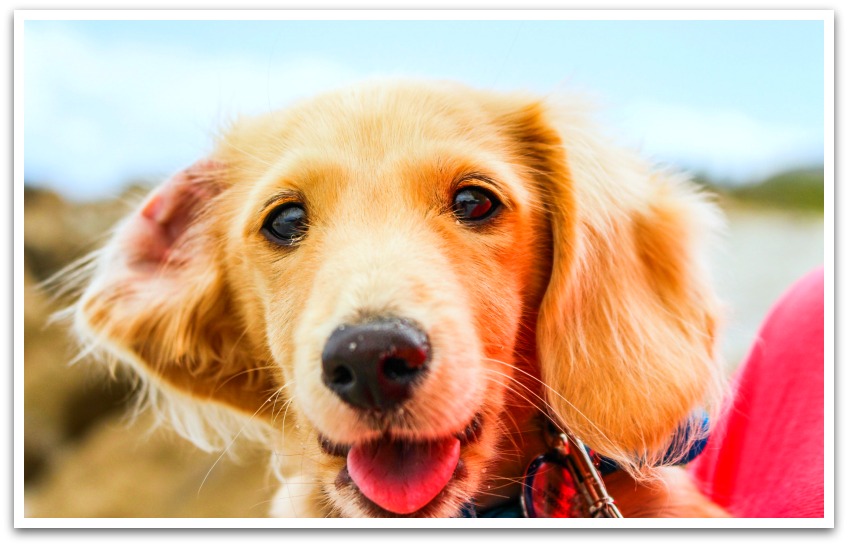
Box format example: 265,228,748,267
321,414,482,516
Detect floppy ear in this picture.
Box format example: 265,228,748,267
74,160,277,445
504,99,723,473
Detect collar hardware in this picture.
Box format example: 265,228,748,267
460,411,709,518
520,421,623,518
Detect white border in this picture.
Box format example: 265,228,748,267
13,7,27,530
14,9,834,21
15,516,836,529
821,9,836,530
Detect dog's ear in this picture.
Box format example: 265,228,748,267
501,98,723,473
74,160,277,441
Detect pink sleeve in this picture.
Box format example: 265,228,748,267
688,266,825,518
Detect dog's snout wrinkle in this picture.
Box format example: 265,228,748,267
321,317,431,410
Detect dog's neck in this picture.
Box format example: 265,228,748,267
471,391,549,513
468,409,713,517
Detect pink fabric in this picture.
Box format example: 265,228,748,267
688,267,825,517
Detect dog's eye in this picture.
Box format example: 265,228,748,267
262,203,307,246
453,187,500,222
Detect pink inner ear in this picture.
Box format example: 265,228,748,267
122,160,224,269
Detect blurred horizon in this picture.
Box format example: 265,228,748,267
24,18,825,201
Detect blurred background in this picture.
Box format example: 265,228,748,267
22,17,826,517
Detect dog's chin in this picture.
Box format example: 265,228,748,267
319,415,484,518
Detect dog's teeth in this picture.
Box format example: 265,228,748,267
457,414,483,444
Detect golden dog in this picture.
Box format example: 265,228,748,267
70,80,727,518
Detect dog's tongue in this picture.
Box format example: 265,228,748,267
347,436,460,515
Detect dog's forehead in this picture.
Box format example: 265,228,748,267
282,84,503,156
237,85,534,211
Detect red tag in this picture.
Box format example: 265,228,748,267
522,453,587,517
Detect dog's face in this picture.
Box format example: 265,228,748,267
218,85,553,516
75,81,721,517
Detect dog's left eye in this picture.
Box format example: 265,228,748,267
453,187,500,222
262,203,308,246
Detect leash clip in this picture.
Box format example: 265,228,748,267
521,421,623,518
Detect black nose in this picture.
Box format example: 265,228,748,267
321,318,431,410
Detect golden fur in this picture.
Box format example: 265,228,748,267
70,80,727,518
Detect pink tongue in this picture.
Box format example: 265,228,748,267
347,437,461,515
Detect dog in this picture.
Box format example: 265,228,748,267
69,79,728,518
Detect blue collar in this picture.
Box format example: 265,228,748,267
460,413,710,518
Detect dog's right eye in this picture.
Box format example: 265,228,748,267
262,203,308,246
453,186,501,223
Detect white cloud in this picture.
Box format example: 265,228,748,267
24,25,361,199
610,100,823,183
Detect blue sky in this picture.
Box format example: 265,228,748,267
24,17,825,200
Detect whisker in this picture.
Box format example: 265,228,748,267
483,369,554,421
483,474,526,491
474,489,512,501
482,357,618,449
270,382,295,423
196,389,281,497
212,364,280,394
490,404,525,458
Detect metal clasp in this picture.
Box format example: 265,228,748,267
521,420,623,518
552,427,622,518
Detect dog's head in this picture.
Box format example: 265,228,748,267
73,80,722,517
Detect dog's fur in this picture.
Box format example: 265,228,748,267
69,80,728,517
